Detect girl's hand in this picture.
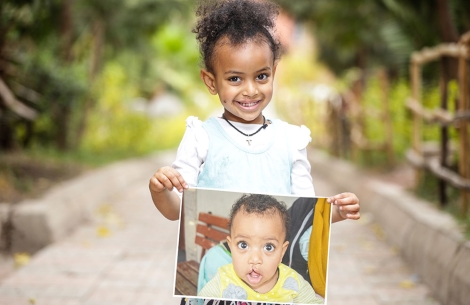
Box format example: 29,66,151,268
149,166,188,193
327,192,360,220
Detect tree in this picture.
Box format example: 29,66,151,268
277,0,470,78
0,0,194,151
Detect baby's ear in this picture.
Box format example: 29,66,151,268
280,240,289,261
200,69,217,95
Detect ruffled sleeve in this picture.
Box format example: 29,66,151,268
172,116,209,190
287,124,315,196
296,125,312,150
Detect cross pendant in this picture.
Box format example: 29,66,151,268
246,139,252,146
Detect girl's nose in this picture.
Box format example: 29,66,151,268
243,81,258,97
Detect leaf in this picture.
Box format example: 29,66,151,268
13,252,31,268
400,279,416,289
96,226,111,238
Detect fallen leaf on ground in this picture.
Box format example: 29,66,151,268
14,252,31,268
400,279,416,289
96,226,111,237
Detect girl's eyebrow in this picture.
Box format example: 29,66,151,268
225,70,243,75
224,67,271,75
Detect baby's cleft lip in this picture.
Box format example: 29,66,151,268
247,269,262,285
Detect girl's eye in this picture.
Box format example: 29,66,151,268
257,74,268,81
237,241,248,250
264,243,275,252
228,76,241,82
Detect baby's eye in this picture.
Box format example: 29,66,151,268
264,243,275,252
256,73,268,81
237,241,248,250
228,76,241,82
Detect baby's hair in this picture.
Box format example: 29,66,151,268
193,0,284,73
229,194,290,240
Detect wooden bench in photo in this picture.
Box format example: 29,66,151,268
175,212,230,296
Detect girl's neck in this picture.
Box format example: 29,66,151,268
222,111,264,125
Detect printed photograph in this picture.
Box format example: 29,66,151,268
173,187,331,304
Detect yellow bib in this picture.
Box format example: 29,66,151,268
219,263,301,302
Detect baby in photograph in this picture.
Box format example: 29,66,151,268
198,194,323,304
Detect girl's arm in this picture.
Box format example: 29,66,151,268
149,166,187,220
149,116,207,220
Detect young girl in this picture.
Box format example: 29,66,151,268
198,194,323,304
149,0,359,223
149,0,360,303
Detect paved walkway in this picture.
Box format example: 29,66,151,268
0,152,441,305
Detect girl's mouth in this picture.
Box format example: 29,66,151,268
247,269,262,285
236,100,260,109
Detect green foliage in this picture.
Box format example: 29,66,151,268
360,73,411,157
6,38,89,149
278,0,470,77
0,0,204,155
387,78,412,154
150,21,208,104
80,61,189,157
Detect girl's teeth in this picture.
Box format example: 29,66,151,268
241,102,257,107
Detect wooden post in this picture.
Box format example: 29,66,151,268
458,53,469,215
411,59,423,186
379,69,395,167
350,77,364,163
439,58,450,207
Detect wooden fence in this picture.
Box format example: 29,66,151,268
405,31,470,215
327,70,396,167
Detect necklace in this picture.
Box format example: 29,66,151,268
222,114,268,145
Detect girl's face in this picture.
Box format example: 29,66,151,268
200,38,277,124
227,209,289,294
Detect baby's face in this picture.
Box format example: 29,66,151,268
227,210,288,294
201,38,276,125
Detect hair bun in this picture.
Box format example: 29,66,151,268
193,0,283,72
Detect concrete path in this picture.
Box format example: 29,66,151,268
0,151,441,305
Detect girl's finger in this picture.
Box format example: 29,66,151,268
164,169,188,192
339,203,360,213
149,176,166,192
346,212,361,220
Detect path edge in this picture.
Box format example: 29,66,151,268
308,148,469,305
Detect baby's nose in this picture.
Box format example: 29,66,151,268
249,250,262,265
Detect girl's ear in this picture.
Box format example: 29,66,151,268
272,63,278,78
200,69,217,95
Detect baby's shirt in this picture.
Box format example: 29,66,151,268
198,263,323,304
172,116,315,196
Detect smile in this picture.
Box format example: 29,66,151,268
236,100,260,108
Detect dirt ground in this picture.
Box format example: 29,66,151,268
0,153,85,204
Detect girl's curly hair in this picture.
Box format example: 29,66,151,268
193,0,284,73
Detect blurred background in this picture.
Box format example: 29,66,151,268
1,0,470,261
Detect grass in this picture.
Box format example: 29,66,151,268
0,146,163,204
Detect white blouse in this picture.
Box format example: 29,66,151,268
172,116,315,197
